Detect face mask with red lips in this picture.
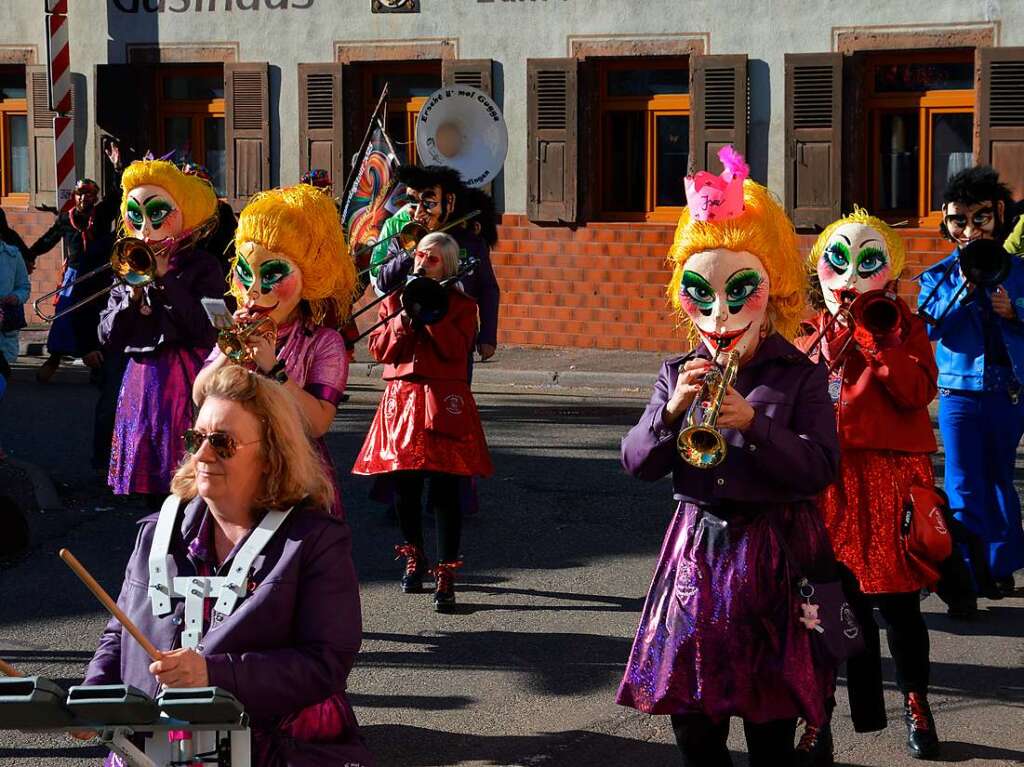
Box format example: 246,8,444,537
817,222,892,317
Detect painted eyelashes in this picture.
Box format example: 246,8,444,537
681,268,765,316
125,196,176,231
824,242,888,279
234,255,294,294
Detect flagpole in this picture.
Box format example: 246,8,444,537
340,84,389,207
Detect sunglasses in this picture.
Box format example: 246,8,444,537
183,428,261,459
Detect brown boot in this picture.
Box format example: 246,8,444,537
36,355,61,383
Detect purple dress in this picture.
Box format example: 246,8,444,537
99,247,224,495
617,333,841,727
204,321,350,519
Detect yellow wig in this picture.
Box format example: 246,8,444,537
668,180,807,341
231,184,358,323
119,160,218,232
807,205,907,279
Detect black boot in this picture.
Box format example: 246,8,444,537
431,560,461,612
795,720,834,767
394,543,427,593
995,576,1016,596
904,692,940,759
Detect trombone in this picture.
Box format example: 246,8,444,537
803,286,905,372
32,216,219,323
353,209,481,278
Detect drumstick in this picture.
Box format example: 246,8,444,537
0,658,21,677
58,549,161,662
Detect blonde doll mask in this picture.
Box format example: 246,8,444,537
817,222,892,316
124,184,184,243
678,248,770,358
233,241,305,326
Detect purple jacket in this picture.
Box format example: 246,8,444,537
83,497,374,767
98,246,223,354
622,333,839,504
377,227,501,347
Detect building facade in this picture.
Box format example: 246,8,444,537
1,0,1022,351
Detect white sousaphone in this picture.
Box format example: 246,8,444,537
415,85,508,188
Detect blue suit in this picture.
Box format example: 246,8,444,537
918,249,1024,581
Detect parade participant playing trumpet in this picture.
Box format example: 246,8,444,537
81,365,374,767
354,232,493,611
99,159,223,504
796,208,941,762
192,184,357,519
618,148,841,766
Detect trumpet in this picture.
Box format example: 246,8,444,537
32,215,219,323
677,348,740,469
217,315,277,365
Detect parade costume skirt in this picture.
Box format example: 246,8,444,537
353,379,493,478
617,500,837,727
108,346,207,495
820,449,934,594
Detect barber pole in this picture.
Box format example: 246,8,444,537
45,0,75,210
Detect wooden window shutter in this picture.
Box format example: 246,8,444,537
27,64,58,207
442,59,493,96
785,52,842,229
977,47,1024,200
225,62,270,211
298,63,344,190
690,54,747,173
527,58,577,223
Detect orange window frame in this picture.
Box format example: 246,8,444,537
362,61,441,168
155,65,226,176
596,58,690,223
864,51,974,227
0,97,28,206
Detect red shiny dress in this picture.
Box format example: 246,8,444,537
352,288,493,478
798,305,939,594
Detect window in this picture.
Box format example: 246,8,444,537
597,59,690,222
0,65,28,203
864,51,974,224
156,65,226,196
364,62,441,166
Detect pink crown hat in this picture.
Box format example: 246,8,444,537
684,145,750,222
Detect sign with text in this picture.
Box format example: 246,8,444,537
110,0,314,12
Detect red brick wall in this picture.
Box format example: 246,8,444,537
493,215,953,352
4,206,63,327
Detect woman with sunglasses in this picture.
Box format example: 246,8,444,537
99,160,223,505
353,232,493,611
192,184,358,519
79,364,374,767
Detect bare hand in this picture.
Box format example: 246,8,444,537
717,387,755,431
82,350,104,369
249,333,277,373
991,286,1015,320
69,730,97,741
150,648,208,689
104,140,121,169
477,343,496,361
664,359,713,425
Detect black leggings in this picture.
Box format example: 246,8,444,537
840,565,930,731
394,471,462,563
670,714,796,767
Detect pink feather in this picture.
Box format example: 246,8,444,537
718,145,749,182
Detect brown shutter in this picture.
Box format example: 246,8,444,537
785,53,842,229
27,65,57,207
977,47,1024,200
690,54,747,174
225,62,270,211
527,58,577,223
442,59,493,96
298,63,344,189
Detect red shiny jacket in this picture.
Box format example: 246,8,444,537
796,305,938,454
368,288,476,382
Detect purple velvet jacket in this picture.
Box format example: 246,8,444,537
377,226,500,347
83,496,374,767
97,247,223,354
622,333,840,505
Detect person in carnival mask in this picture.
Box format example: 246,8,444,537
795,208,941,761
193,184,357,519
918,166,1024,598
99,160,222,505
617,147,841,766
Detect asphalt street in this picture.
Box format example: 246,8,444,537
0,367,1022,766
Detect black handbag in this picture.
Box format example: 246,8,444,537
1,302,26,332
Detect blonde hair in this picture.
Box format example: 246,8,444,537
418,231,460,279
807,205,907,278
120,160,217,232
668,180,807,341
171,365,334,511
231,184,358,325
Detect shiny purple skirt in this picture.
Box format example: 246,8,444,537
617,501,838,727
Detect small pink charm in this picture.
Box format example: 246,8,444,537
800,602,824,633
